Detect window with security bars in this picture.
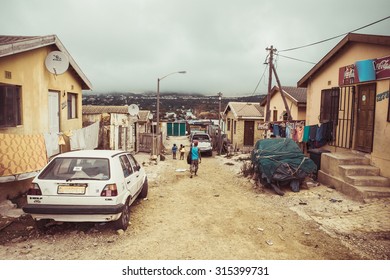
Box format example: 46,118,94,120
320,87,339,123
0,84,22,127
320,87,354,148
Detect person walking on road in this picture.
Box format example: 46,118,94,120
172,143,178,159
189,140,201,178
179,144,185,160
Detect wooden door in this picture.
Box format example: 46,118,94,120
356,84,375,153
244,121,255,146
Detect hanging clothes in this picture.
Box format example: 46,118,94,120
273,124,280,137
84,122,99,150
43,132,59,158
285,125,291,139
302,126,310,142
309,125,318,141
291,128,298,142
279,126,286,138
296,126,304,142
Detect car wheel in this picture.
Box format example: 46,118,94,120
114,198,130,231
138,177,148,199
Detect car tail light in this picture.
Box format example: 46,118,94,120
27,183,42,195
101,184,118,197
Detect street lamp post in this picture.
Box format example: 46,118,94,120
156,71,186,159
217,92,222,155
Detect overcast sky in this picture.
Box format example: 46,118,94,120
1,0,389,96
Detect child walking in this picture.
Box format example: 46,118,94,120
179,144,185,160
172,144,178,159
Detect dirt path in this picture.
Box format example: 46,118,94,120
0,136,389,260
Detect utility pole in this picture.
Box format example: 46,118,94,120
265,46,292,122
265,46,275,122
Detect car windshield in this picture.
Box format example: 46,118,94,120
193,134,210,141
38,157,110,180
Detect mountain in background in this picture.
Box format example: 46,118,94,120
82,91,266,118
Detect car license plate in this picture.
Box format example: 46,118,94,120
58,185,86,194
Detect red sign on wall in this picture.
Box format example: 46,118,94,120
339,64,357,86
375,55,390,80
339,55,390,86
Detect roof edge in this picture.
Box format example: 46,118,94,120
0,35,92,90
297,33,390,88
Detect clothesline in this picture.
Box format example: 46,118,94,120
268,121,333,149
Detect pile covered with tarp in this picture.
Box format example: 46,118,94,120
251,138,317,195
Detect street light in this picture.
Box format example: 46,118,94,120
217,92,223,155
156,70,186,159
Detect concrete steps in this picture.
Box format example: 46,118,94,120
318,152,390,202
345,175,390,186
339,165,380,177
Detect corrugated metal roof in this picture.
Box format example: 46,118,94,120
82,105,129,114
138,110,150,122
0,36,41,45
224,102,264,119
0,34,92,90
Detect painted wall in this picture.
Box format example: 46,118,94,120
0,46,83,135
0,46,86,200
305,42,390,177
269,89,305,121
371,79,390,178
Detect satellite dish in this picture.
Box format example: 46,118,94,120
45,51,69,75
148,113,153,120
128,104,139,116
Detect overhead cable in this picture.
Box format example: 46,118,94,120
252,64,268,95
275,54,316,64
279,15,390,52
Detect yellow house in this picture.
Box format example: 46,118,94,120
223,102,264,151
0,35,91,135
260,86,307,121
298,33,390,200
0,35,92,200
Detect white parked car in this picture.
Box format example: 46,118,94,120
23,150,148,231
191,132,213,156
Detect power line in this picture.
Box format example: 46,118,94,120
276,53,316,64
279,15,390,52
252,63,268,95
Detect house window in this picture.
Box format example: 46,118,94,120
320,88,339,122
227,118,231,131
67,93,77,119
0,84,21,127
234,120,237,134
273,110,278,121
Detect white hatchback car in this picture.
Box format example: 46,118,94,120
192,132,213,156
23,150,148,231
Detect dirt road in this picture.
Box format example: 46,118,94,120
0,136,389,260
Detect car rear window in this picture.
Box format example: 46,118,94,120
38,157,110,180
192,134,210,141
